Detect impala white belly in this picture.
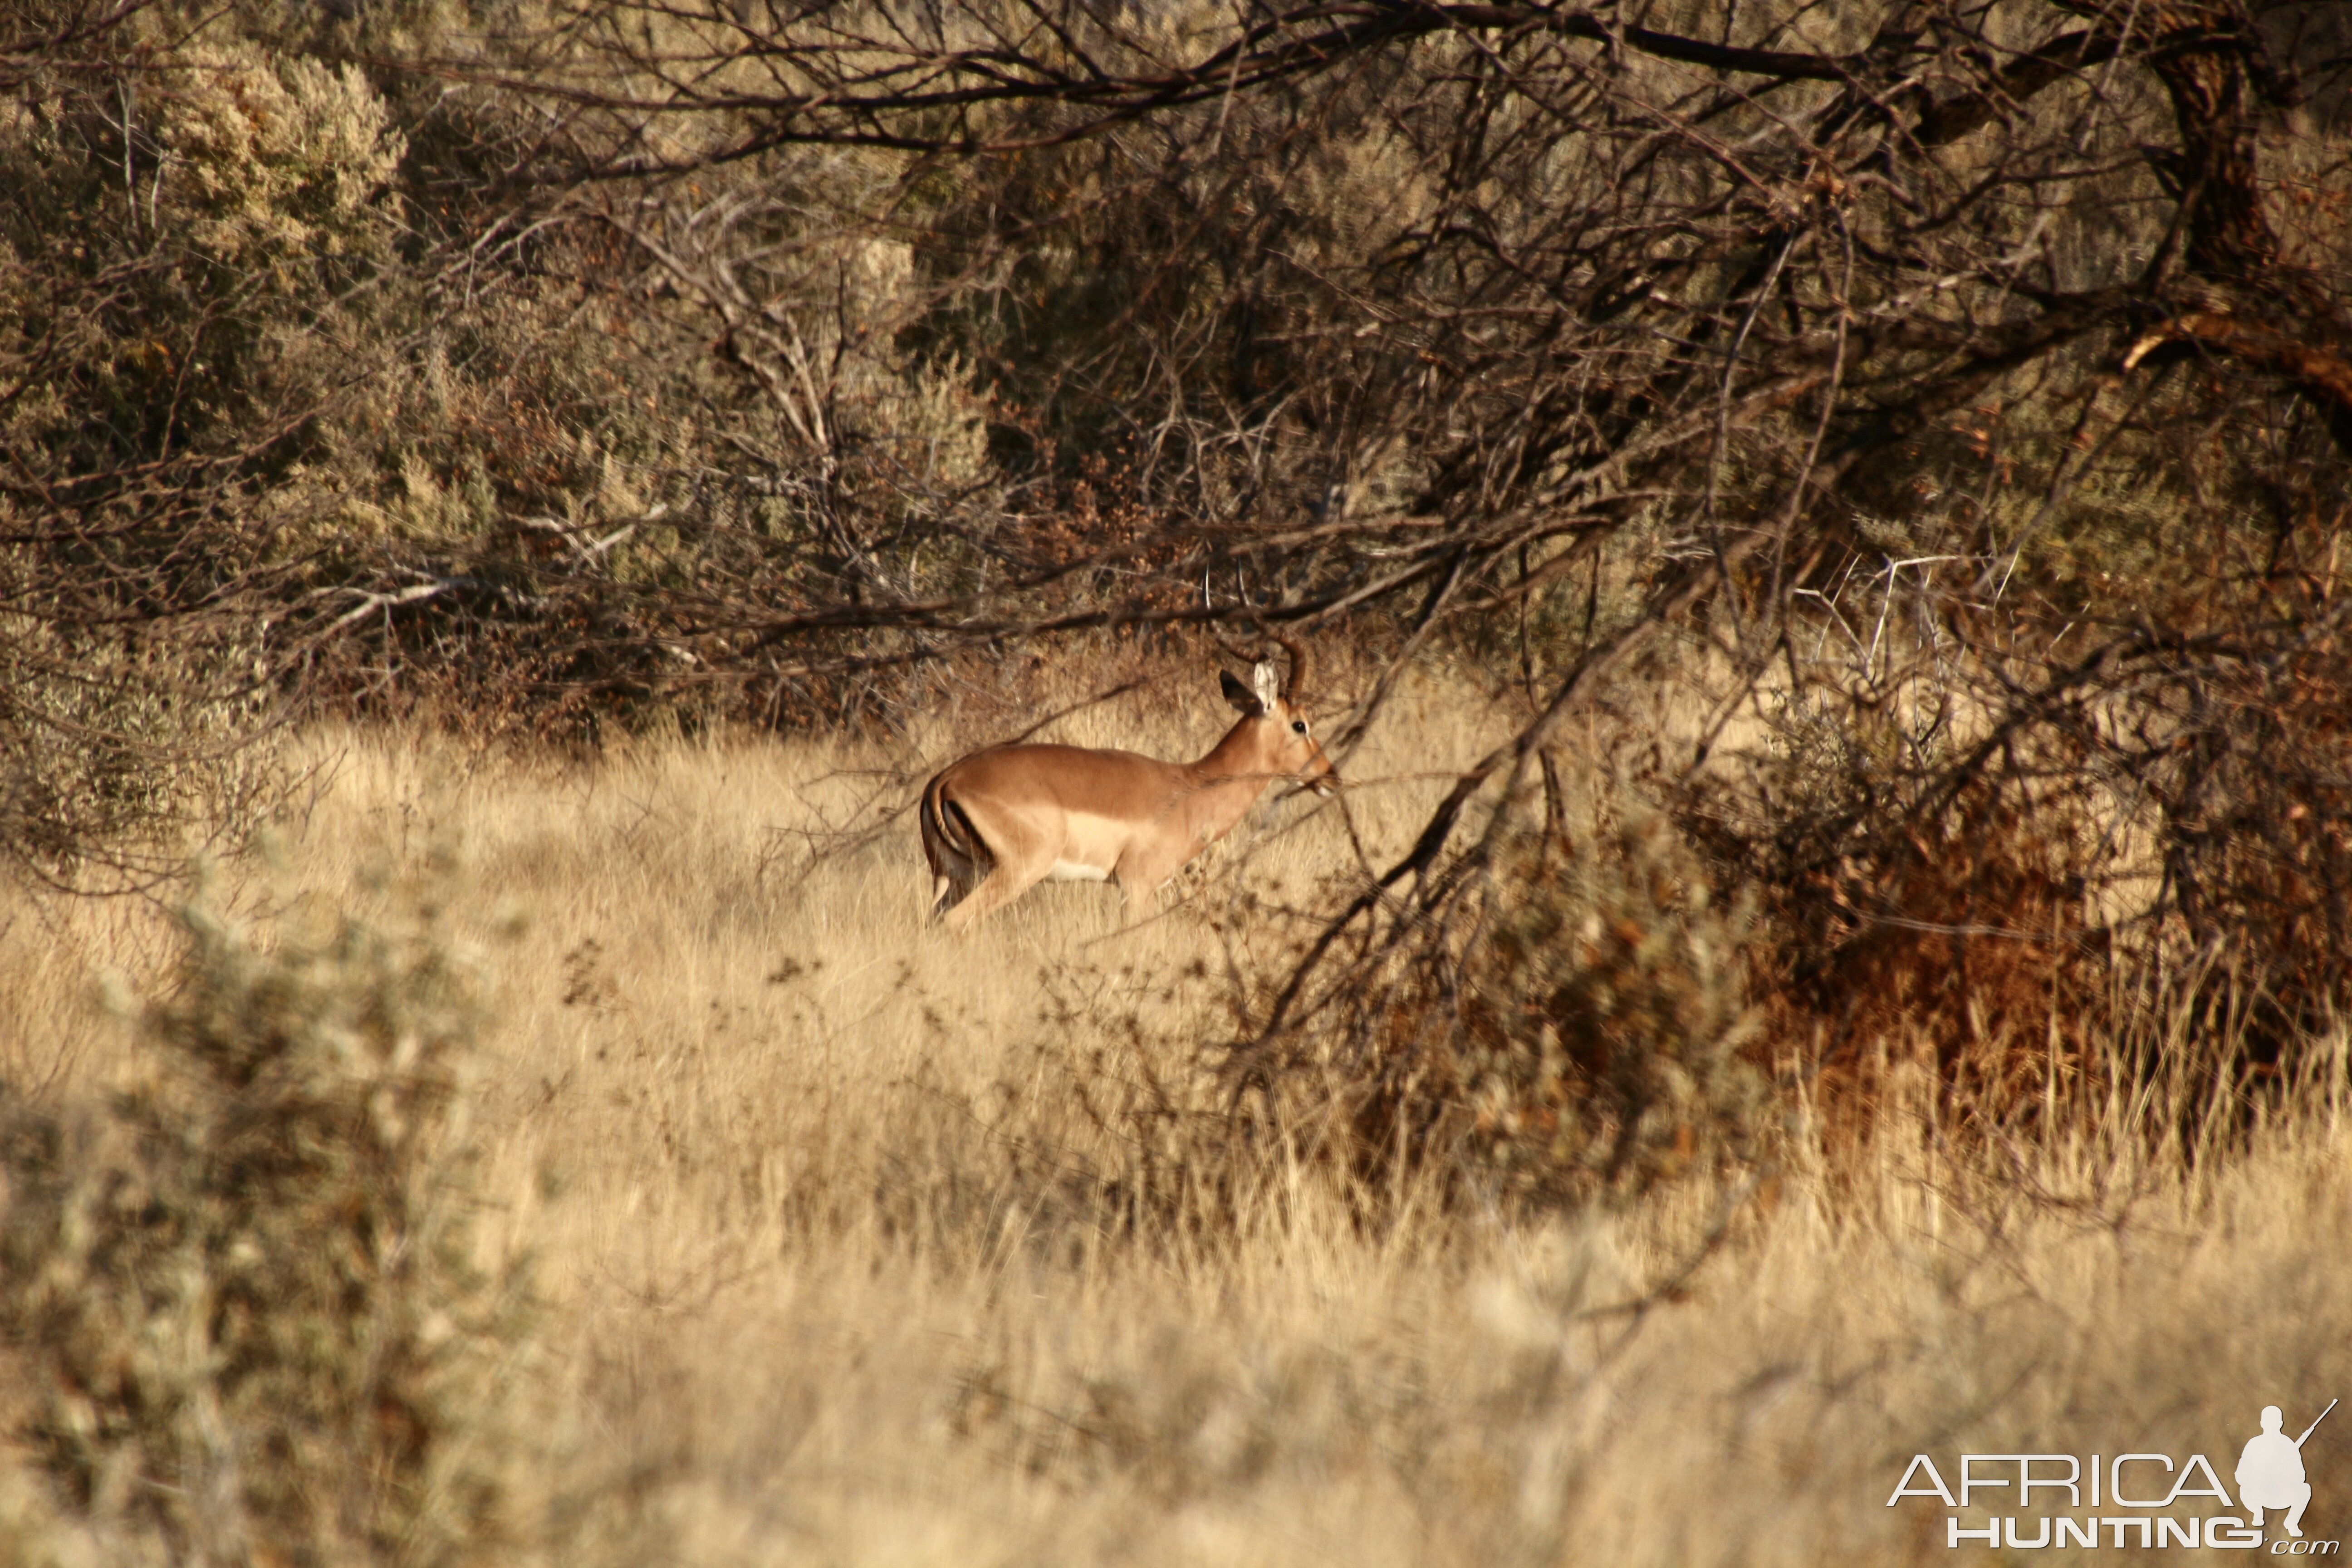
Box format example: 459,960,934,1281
1048,859,1113,883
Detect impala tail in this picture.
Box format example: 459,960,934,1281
919,773,992,919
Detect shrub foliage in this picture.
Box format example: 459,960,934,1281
0,872,515,1565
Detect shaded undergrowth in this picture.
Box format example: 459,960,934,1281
0,865,523,1567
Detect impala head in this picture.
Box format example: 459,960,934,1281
1218,634,1337,796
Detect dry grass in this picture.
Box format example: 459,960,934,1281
5,666,2351,1565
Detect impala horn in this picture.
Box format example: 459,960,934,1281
1263,629,1308,702
1210,629,1264,672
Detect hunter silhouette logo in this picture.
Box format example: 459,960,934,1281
1887,1398,2341,1550
2243,1401,2336,1539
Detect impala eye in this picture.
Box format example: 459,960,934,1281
1292,720,1308,735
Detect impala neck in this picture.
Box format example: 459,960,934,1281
1187,715,1286,829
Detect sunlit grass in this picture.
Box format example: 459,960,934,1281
4,665,2348,1565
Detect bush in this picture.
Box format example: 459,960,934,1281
0,865,520,1566
1255,811,1770,1216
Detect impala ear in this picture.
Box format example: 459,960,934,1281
1251,660,1281,711
1220,670,1263,715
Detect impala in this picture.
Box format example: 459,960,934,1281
920,641,1336,930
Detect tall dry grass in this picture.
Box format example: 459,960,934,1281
4,666,2350,1565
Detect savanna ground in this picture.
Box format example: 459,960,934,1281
5,657,2347,1567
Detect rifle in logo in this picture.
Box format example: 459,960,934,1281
2241,1400,2336,1539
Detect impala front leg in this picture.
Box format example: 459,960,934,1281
1117,874,1168,921
1111,834,1198,922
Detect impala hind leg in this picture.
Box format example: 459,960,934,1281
941,858,1054,932
926,842,980,921
925,797,1055,931
921,791,990,922
929,872,970,921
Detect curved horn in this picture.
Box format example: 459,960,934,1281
1263,629,1308,700
1210,630,1263,669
